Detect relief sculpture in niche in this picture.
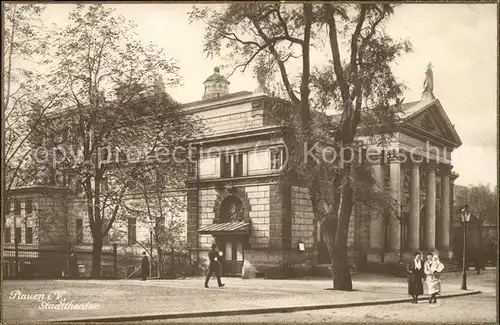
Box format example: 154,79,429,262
220,196,245,222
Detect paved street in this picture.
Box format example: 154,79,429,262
145,291,496,324
2,270,495,324
138,270,498,324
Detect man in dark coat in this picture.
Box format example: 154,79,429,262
474,247,484,274
69,251,79,279
204,244,225,288
141,251,149,281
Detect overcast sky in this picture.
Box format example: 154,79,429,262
40,3,497,189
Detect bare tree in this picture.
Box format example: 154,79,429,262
2,3,64,226
119,163,188,278
34,4,199,278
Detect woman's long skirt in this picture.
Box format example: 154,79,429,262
426,275,441,294
408,275,424,296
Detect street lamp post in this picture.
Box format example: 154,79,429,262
459,204,471,290
478,211,483,251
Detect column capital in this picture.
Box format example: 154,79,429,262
366,153,385,165
410,161,421,169
406,151,424,164
450,172,459,181
386,148,406,163
439,164,452,175
424,161,438,172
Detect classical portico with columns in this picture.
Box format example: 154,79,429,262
365,64,462,265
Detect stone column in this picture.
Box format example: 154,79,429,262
439,165,451,256
424,163,437,251
385,159,401,263
407,162,421,252
367,161,385,263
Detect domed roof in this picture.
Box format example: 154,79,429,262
204,67,230,84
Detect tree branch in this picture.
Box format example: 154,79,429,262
250,17,300,105
324,4,349,104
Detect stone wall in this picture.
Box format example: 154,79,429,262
242,248,316,279
68,199,93,244
246,185,270,248
198,188,218,249
290,186,314,249
195,102,264,136
5,189,72,247
67,191,188,248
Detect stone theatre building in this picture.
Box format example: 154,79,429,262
4,66,462,278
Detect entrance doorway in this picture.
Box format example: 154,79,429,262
220,237,244,277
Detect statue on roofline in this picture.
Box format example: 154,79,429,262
421,62,435,101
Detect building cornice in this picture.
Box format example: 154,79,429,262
186,173,282,187
398,123,459,148
188,125,286,145
182,92,271,113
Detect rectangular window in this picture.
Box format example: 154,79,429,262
14,200,21,215
221,154,232,178
15,227,22,243
25,199,33,216
233,153,243,177
235,242,243,261
4,227,11,243
76,219,83,244
270,148,283,170
220,153,244,178
224,242,233,261
5,199,10,215
25,227,33,244
128,218,136,245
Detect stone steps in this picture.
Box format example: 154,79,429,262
312,261,468,277
442,261,463,273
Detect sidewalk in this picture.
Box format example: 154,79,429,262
2,272,487,323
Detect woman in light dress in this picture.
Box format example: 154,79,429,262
425,254,445,304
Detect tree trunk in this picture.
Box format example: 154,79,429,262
333,173,354,291
156,247,163,279
91,237,103,278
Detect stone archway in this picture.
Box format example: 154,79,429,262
213,186,251,224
